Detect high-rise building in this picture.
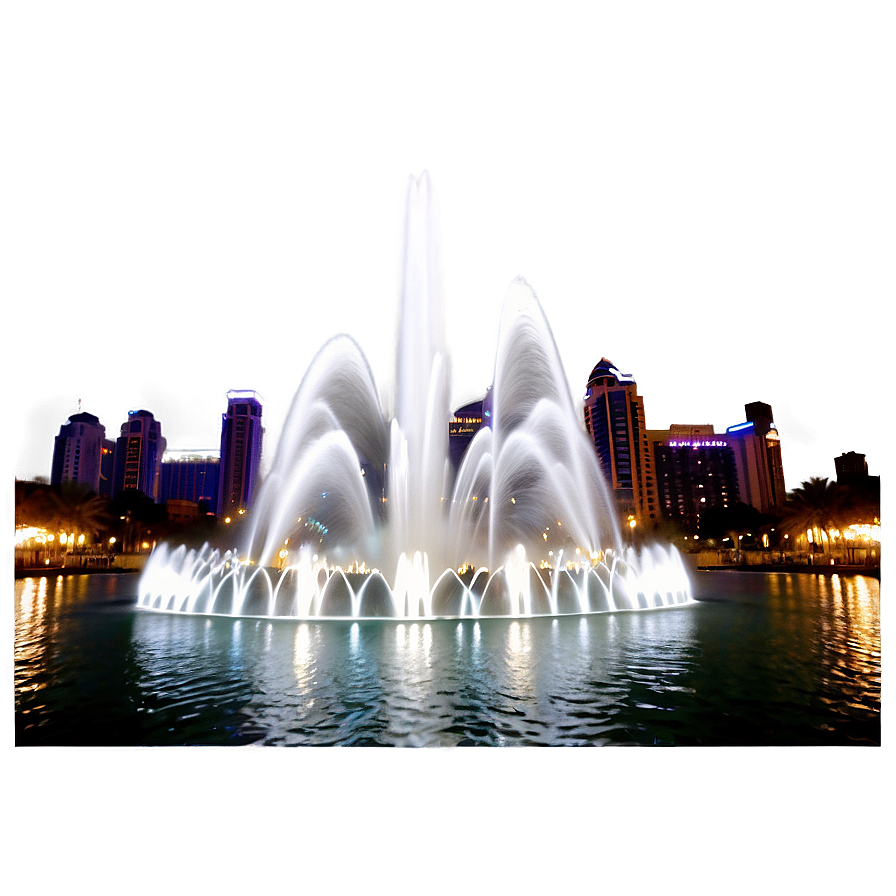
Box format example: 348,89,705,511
724,401,787,513
583,358,656,522
159,450,220,510
648,425,740,530
112,410,167,500
51,411,115,495
835,451,869,483
217,390,264,517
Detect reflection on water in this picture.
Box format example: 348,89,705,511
14,571,881,746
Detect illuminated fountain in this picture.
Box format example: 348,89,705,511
138,173,692,618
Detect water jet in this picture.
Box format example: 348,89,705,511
138,173,692,619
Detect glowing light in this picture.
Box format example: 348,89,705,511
667,439,729,448
840,522,881,542
15,527,47,545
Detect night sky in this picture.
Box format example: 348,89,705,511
7,5,889,491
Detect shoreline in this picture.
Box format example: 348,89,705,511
696,563,879,579
14,566,141,579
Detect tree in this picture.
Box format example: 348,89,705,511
16,481,110,538
697,502,777,547
780,477,847,551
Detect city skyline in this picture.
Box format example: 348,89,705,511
7,6,888,496
24,358,886,503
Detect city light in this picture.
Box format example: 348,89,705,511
833,522,881,543
15,526,48,545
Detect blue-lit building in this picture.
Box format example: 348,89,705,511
725,401,787,513
159,451,220,512
112,409,167,500
217,391,264,517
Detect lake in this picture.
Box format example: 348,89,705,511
14,568,880,747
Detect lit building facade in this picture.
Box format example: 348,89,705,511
583,358,656,522
159,451,220,510
51,411,115,496
725,402,787,513
648,425,740,529
112,410,167,500
217,390,264,517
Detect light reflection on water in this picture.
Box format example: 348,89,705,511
14,571,881,746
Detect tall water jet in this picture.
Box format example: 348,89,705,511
389,172,452,577
138,173,692,619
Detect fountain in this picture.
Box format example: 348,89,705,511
138,173,692,619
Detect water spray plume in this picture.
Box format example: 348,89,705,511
138,174,692,618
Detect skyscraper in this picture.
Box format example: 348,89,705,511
217,390,264,517
50,411,114,495
583,358,656,522
724,402,787,513
112,409,167,500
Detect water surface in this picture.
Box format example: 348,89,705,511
14,570,880,746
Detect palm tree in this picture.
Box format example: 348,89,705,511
780,477,847,553
49,483,112,555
